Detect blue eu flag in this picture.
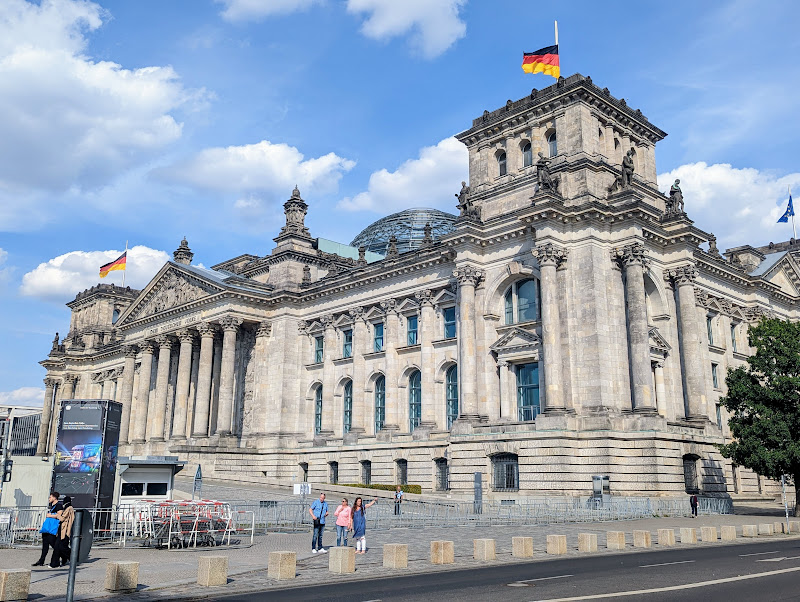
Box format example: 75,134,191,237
778,194,794,223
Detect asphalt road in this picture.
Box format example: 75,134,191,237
205,539,800,602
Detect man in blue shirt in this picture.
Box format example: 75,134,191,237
308,493,329,553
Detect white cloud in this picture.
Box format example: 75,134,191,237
346,0,467,58
0,387,45,408
658,163,800,251
0,248,10,288
216,0,321,22
20,245,169,302
154,140,355,197
338,136,467,213
0,0,203,195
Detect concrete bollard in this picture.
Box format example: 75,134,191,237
606,531,626,550
658,529,676,546
701,527,718,542
578,533,598,553
546,535,567,555
512,536,534,558
721,526,737,541
742,524,758,537
197,556,228,587
758,523,774,536
773,522,787,534
0,569,30,602
431,541,455,565
680,528,697,544
789,522,800,534
474,539,496,561
268,551,297,580
383,544,408,569
329,546,356,574
633,530,652,548
104,561,139,593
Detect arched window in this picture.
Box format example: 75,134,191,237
314,386,323,434
497,151,507,176
504,278,540,325
408,370,421,431
112,308,120,324
343,380,353,434
547,131,557,157
374,375,385,432
445,365,458,429
492,453,519,491
522,142,533,167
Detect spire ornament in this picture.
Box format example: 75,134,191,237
280,186,310,237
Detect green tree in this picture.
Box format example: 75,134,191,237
718,318,800,515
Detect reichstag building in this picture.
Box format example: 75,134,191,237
36,74,796,500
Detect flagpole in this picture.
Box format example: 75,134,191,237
554,20,558,46
791,186,796,240
122,240,128,287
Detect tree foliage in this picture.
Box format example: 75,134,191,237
718,318,800,512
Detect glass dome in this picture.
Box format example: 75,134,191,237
350,208,458,255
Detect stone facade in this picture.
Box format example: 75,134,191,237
37,74,799,501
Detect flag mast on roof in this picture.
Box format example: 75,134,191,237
777,187,796,239
522,20,560,79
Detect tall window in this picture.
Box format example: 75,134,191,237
343,380,353,433
498,151,507,176
443,307,456,339
343,329,353,358
517,363,540,421
446,365,459,429
396,459,408,485
374,375,386,432
522,142,533,167
706,315,715,346
730,324,738,352
407,315,418,345
547,131,557,157
374,322,384,352
329,461,339,485
408,370,421,431
504,279,540,325
300,462,309,482
716,404,723,429
314,386,323,434
492,453,519,491
435,458,450,491
314,336,324,363
711,363,719,389
361,460,372,485
112,308,120,324
683,454,699,493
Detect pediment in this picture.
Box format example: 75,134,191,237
119,264,224,324
649,326,671,354
762,253,800,296
490,327,541,353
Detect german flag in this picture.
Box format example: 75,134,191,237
99,252,127,278
522,45,560,79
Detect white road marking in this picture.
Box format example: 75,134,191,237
756,557,786,562
639,560,695,568
739,550,778,557
526,566,800,601
510,574,573,586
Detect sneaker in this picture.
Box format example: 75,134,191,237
312,549,318,554
318,548,327,553
31,562,44,567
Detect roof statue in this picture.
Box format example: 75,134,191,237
456,181,481,221
621,149,635,188
535,152,560,196
665,178,686,217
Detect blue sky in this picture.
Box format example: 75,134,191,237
1,0,799,406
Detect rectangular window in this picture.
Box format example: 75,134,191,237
397,459,408,486
361,460,372,485
730,324,737,352
711,363,719,389
343,329,353,358
443,307,456,339
146,482,168,496
435,458,449,491
121,482,144,496
716,404,722,429
373,322,384,352
492,454,519,491
517,363,541,421
407,315,418,345
329,462,339,485
300,462,309,482
706,316,714,346
314,335,324,363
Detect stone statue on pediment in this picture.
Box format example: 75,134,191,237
456,181,481,221
51,332,59,351
535,152,560,195
621,149,635,188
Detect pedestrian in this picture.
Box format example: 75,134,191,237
32,491,62,568
334,497,352,547
690,493,698,518
394,486,403,516
308,492,328,553
352,496,377,554
58,496,75,567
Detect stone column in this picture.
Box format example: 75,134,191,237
49,375,76,452
667,265,708,420
118,345,137,444
171,330,194,441
654,361,667,417
36,378,57,455
147,335,173,442
616,243,656,413
381,300,401,432
453,266,483,420
416,290,437,429
532,244,568,413
215,316,241,436
192,323,216,437
186,342,200,438
498,361,514,420
131,341,154,443
320,315,337,435
349,309,368,433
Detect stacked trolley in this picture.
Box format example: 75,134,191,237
128,500,247,549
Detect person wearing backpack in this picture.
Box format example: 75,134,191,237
33,491,63,568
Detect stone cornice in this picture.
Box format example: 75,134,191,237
66,284,140,309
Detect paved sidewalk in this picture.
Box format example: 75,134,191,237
2,512,797,600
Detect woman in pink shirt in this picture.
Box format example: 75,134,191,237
334,497,353,547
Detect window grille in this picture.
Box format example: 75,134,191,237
396,459,408,485
435,458,450,491
492,453,519,491
361,460,372,485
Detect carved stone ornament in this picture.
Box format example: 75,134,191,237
422,223,433,246
256,321,272,338
612,243,648,269
665,265,697,286
196,322,217,338
219,316,242,332
43,377,58,389
357,246,367,266
320,314,335,329
173,237,194,265
664,179,685,217
535,152,560,195
176,329,194,344
455,181,481,221
707,235,721,257
297,319,309,334
452,265,484,287
154,334,174,349
139,340,157,354
415,289,435,307
380,298,399,315
122,344,138,358
137,271,213,319
532,243,568,268
348,307,366,322
386,235,399,258
279,185,310,237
